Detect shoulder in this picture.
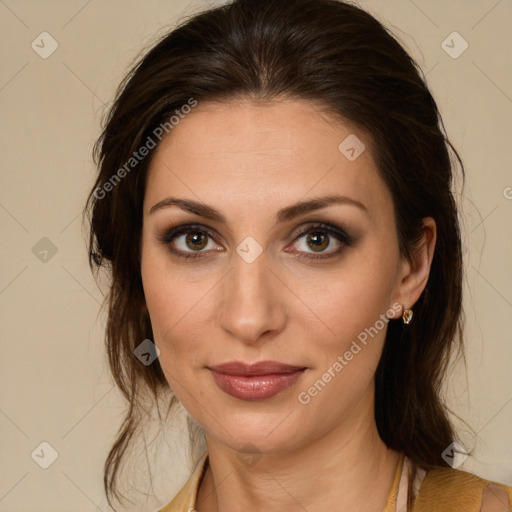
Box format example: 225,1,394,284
413,466,512,512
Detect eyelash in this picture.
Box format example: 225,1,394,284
157,222,354,261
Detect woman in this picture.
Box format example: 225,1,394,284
85,0,512,510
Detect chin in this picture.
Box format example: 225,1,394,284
205,408,308,455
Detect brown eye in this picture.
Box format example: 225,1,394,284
305,231,330,252
158,224,222,259
158,222,354,261
185,232,208,251
288,222,354,260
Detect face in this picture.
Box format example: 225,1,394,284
140,98,414,456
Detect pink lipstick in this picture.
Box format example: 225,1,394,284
208,361,306,401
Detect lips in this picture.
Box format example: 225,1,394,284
209,360,306,376
207,360,307,401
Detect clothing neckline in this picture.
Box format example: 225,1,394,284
190,450,411,511
158,449,512,511
383,452,405,511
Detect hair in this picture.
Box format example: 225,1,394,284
84,0,465,508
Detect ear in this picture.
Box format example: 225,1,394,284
394,217,436,312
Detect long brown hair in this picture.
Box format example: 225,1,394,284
84,0,465,508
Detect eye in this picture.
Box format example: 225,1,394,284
157,224,222,260
158,222,354,261
287,222,353,260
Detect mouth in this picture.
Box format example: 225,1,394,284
207,360,307,401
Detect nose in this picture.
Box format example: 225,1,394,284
218,248,286,345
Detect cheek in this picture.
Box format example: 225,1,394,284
141,276,200,394
142,275,198,354
288,250,399,403
142,232,191,320
293,274,393,422
141,243,181,357
292,254,397,345
295,282,389,396
140,244,216,377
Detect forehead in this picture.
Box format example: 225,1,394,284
144,98,391,221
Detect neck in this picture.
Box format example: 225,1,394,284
196,390,401,512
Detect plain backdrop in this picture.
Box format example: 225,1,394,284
1,0,511,510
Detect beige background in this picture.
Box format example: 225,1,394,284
1,0,511,510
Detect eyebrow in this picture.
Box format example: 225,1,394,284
149,194,368,223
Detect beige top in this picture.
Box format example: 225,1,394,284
158,451,512,511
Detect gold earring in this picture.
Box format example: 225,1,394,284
402,308,413,325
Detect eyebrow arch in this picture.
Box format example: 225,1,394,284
149,194,368,223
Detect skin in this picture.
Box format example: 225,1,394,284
140,98,436,511
480,485,510,512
